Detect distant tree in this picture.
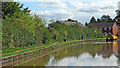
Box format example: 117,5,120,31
50,18,56,23
97,18,102,22
68,19,72,21
101,15,112,22
85,22,88,26
112,18,117,22
90,16,97,23
67,19,78,22
115,9,120,23
75,20,78,22
116,10,120,17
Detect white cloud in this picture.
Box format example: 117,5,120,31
30,0,119,25
46,53,118,66
14,0,62,2
35,9,73,21
70,1,117,13
36,2,67,9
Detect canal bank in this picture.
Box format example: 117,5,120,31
2,38,105,66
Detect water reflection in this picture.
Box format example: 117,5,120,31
46,53,117,66
113,41,118,56
18,41,120,66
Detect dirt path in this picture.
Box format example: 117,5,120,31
2,43,57,55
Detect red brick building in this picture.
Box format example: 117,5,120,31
87,22,119,35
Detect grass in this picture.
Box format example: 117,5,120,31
2,38,105,57
2,44,44,53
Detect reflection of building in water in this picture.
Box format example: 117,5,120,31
113,41,118,56
117,41,120,67
97,41,119,58
97,44,113,58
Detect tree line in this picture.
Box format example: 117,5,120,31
85,15,118,26
2,2,104,49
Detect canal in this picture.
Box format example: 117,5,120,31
15,41,120,66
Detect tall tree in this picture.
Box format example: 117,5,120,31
112,18,117,22
2,2,30,19
97,18,102,22
101,15,112,22
90,16,97,23
85,22,88,26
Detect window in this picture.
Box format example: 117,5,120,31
109,27,111,30
104,27,107,30
100,28,102,30
108,32,111,34
104,32,107,34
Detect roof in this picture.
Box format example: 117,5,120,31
57,21,85,27
87,22,116,28
58,21,77,24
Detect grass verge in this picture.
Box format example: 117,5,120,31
2,38,105,57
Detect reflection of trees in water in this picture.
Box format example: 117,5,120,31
53,41,120,61
52,42,103,61
97,43,113,59
19,41,120,66
97,41,119,59
117,41,120,66
113,41,118,56
19,54,51,66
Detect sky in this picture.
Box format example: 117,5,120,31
13,0,119,25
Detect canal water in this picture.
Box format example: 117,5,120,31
16,41,120,66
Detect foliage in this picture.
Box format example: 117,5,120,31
2,2,30,19
90,15,115,23
97,18,102,22
67,19,78,22
90,16,97,23
48,22,104,42
101,15,113,22
2,2,104,50
2,2,52,49
85,22,88,26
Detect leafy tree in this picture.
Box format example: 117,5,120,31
2,2,52,49
2,2,30,19
67,19,78,22
90,16,97,23
101,15,112,22
112,18,117,22
2,2,104,50
97,18,102,22
85,22,88,26
68,19,72,21
48,22,104,42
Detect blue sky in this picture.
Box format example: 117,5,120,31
14,0,119,25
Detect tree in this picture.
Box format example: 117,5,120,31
68,19,72,21
85,22,88,26
90,16,97,23
112,18,117,22
2,2,53,49
67,19,78,22
101,15,112,22
48,21,104,42
2,2,30,19
115,10,120,24
97,18,102,22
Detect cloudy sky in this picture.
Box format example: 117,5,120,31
14,0,119,25
46,53,118,66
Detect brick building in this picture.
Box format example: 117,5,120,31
87,22,119,35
